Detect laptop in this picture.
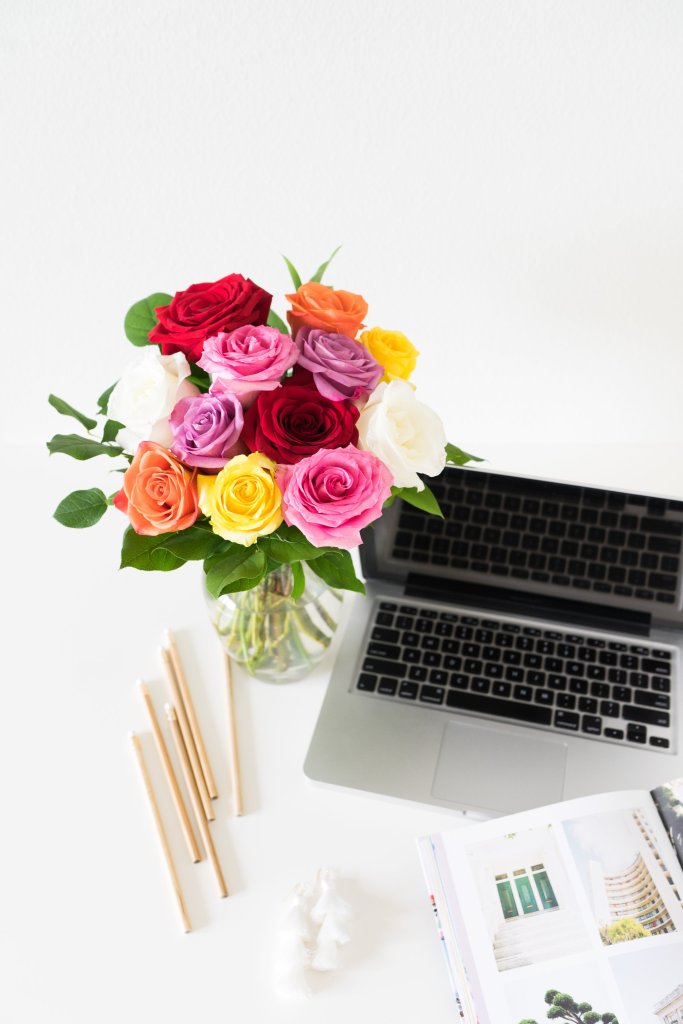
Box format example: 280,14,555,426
304,466,683,817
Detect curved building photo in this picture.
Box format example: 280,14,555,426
564,808,683,946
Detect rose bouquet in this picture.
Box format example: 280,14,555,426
48,250,479,680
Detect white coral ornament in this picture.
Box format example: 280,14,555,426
310,868,352,972
273,882,315,999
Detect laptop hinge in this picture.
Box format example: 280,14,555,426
403,575,652,637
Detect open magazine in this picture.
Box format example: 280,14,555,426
418,777,683,1024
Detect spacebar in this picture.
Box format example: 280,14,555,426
446,690,552,726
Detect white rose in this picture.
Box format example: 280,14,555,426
357,379,446,490
108,348,199,453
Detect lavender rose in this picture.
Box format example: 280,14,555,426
295,327,383,402
198,324,298,406
169,391,244,470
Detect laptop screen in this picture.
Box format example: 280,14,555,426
361,467,683,627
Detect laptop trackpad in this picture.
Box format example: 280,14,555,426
432,720,568,815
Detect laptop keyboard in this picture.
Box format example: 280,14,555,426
392,473,683,608
355,601,677,752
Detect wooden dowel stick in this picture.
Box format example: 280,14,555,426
165,705,229,899
138,681,202,863
165,629,218,800
161,646,214,822
130,732,192,933
223,652,244,817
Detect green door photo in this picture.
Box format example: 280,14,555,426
496,880,519,919
514,873,540,914
533,870,559,909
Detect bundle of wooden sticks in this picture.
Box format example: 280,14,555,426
130,630,243,933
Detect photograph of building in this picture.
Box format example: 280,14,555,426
654,983,683,1024
465,825,590,972
610,945,683,1023
564,808,683,946
652,777,683,872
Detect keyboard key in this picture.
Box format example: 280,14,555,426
404,648,421,664
422,651,441,666
445,689,552,725
557,693,576,709
535,689,554,704
579,697,598,713
375,612,394,627
548,675,566,690
408,665,428,682
464,659,483,674
612,686,632,703
649,736,670,748
472,678,491,694
627,723,647,744
363,657,406,678
587,665,607,680
634,690,670,710
641,658,671,675
379,601,398,611
357,673,377,692
367,642,401,660
430,669,449,686
402,632,419,647
629,672,648,688
513,685,532,702
605,727,624,740
449,674,469,689
569,679,588,695
493,681,512,697
623,705,670,728
555,710,580,731
377,678,397,696
600,701,620,718
652,649,672,659
415,619,434,633
652,678,672,693
591,682,610,698
420,685,445,705
582,716,602,735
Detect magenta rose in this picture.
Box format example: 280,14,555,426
149,274,272,363
278,445,393,549
295,327,383,401
169,391,244,470
199,325,299,405
241,384,359,464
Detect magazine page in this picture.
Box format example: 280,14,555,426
424,788,683,1024
417,835,469,1020
651,775,683,871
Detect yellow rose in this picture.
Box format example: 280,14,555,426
359,327,419,383
198,452,283,545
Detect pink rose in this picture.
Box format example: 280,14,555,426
198,325,298,406
278,445,393,549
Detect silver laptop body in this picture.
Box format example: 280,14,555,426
304,466,683,817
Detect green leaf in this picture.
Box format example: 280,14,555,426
259,524,333,564
308,550,365,594
445,442,484,466
290,560,305,600
267,308,290,335
120,528,187,572
204,546,267,598
282,254,302,291
187,363,211,391
393,483,444,517
156,521,224,561
97,383,117,415
309,244,342,284
102,419,125,443
48,394,98,432
124,292,173,347
53,488,108,529
47,433,124,461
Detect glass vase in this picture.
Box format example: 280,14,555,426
205,564,343,682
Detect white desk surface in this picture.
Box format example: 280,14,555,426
3,442,683,1023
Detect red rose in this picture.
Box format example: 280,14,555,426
241,385,359,464
149,273,272,363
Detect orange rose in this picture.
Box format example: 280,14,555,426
113,441,199,535
286,281,368,339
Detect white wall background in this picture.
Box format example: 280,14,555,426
4,0,683,458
